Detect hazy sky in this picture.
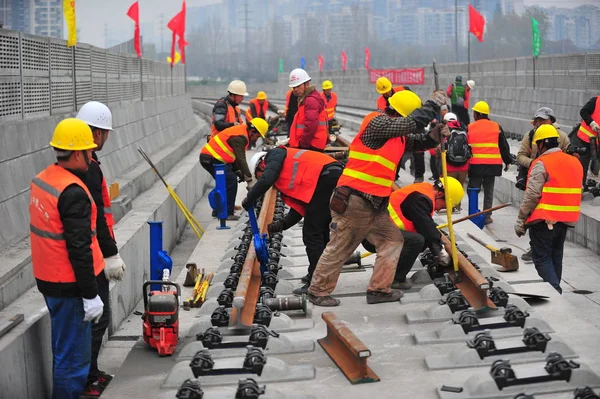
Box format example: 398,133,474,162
76,0,599,48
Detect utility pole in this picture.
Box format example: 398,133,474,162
455,0,459,62
104,23,108,48
159,13,164,55
242,1,251,78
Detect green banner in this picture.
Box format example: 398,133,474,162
532,17,542,57
279,58,284,73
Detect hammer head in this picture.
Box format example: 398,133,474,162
491,250,519,272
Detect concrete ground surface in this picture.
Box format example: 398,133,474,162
95,139,600,398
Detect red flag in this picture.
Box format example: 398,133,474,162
365,47,371,70
318,54,324,72
167,1,187,66
468,4,485,42
341,50,347,71
126,2,141,58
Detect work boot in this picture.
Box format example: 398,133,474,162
307,293,340,307
452,205,462,214
522,248,533,263
211,210,217,218
414,176,424,183
226,214,240,221
366,289,403,304
81,380,103,397
344,251,362,266
485,217,493,225
293,282,310,295
391,280,413,290
300,274,311,284
95,371,113,388
429,176,437,181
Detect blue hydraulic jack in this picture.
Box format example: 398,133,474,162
467,187,486,229
148,221,173,291
247,205,270,276
208,163,230,230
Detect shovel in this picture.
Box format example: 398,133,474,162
467,233,519,272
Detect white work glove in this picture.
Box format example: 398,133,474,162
438,247,451,266
82,295,104,323
591,121,600,133
277,110,285,116
514,221,526,237
104,253,126,282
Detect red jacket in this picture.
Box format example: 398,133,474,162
299,88,326,149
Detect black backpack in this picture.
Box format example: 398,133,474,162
447,128,471,166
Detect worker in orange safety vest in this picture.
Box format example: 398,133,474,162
210,80,247,139
573,95,600,186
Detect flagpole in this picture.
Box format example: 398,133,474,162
533,56,536,89
467,35,471,80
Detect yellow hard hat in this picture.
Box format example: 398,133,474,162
50,118,97,151
376,77,392,94
440,177,464,208
322,80,333,90
388,90,422,117
472,101,490,115
256,91,267,100
533,124,559,143
250,117,269,138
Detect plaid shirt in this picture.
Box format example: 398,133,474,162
353,112,437,210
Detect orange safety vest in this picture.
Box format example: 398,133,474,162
337,112,405,197
201,125,249,163
526,151,583,225
245,98,269,122
210,98,243,139
284,90,292,115
387,183,435,232
577,96,600,143
288,100,328,150
467,119,502,165
274,147,338,216
30,164,105,283
376,86,405,111
91,158,115,240
322,91,338,120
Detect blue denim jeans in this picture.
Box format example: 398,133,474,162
44,296,92,399
529,222,568,294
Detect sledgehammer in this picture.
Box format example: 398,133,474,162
466,233,519,272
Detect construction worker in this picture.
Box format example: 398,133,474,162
242,148,344,293
467,101,512,225
427,105,450,181
284,88,299,133
516,107,572,264
245,91,282,122
375,77,409,112
514,125,583,294
446,76,472,126
210,80,247,139
573,95,600,186
321,80,338,121
307,90,450,307
200,118,269,220
76,101,127,396
362,178,464,289
288,68,328,151
442,112,470,212
30,118,105,399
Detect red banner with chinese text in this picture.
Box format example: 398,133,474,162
369,68,425,85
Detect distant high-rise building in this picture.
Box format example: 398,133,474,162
3,0,62,39
0,0,11,28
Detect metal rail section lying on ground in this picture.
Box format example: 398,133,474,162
230,188,278,327
441,234,496,311
318,312,380,385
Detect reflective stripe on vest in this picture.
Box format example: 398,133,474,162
274,147,338,216
201,125,247,164
387,183,435,232
577,96,600,144
323,92,337,119
30,165,105,283
336,111,405,197
526,150,583,224
467,119,502,165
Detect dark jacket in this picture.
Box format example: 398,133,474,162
401,192,443,257
468,117,512,177
285,92,299,128
86,153,118,258
580,96,598,126
229,135,252,180
297,86,326,149
36,167,98,299
212,96,241,132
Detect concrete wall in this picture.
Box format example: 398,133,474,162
0,94,200,312
190,69,596,136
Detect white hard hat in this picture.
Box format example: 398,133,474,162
467,80,475,89
443,112,458,122
248,151,267,178
288,68,311,88
76,101,113,130
227,80,249,96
